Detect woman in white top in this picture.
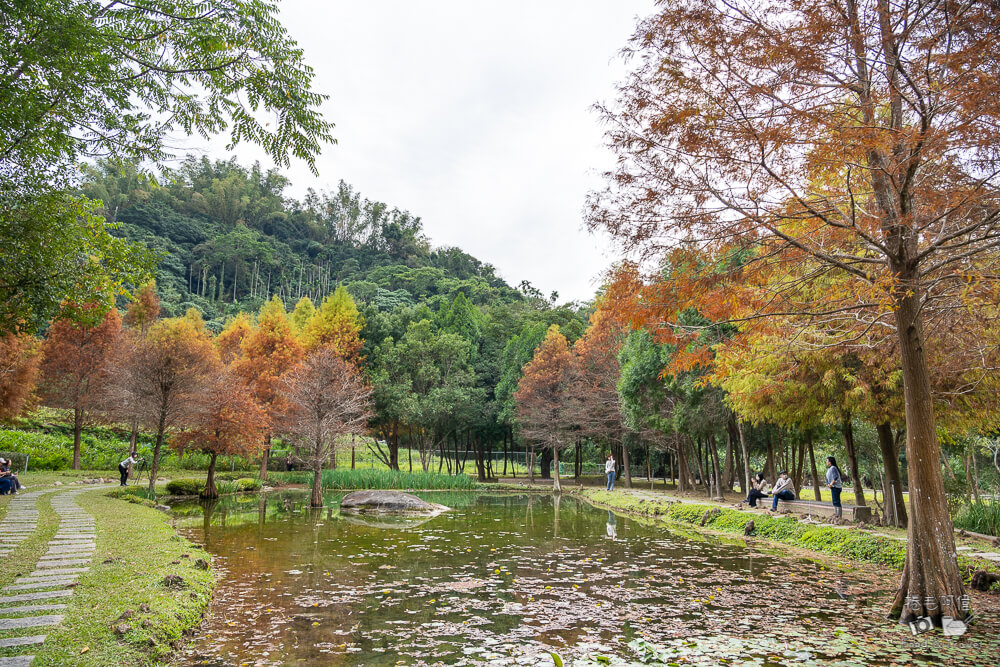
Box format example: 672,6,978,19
119,453,140,487
605,454,616,491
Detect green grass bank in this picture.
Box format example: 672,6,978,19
576,489,1000,581
0,490,214,666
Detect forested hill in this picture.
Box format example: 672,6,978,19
81,156,534,331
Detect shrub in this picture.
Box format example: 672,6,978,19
0,430,72,470
166,478,205,496
218,477,262,494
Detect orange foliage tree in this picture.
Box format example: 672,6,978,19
0,330,41,422
40,305,124,469
109,313,219,493
119,282,163,455
589,0,1000,621
233,296,303,480
279,347,372,507
515,325,572,493
172,369,269,498
216,312,253,364
565,305,630,484
122,281,160,336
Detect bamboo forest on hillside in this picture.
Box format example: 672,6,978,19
1,1,1000,665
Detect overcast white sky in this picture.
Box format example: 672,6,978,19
185,1,657,303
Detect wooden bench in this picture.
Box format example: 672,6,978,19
774,498,872,523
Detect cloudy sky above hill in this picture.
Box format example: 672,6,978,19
183,0,657,303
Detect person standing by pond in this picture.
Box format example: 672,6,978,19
605,453,616,491
770,470,795,511
826,456,843,519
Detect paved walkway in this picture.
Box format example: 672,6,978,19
0,487,105,666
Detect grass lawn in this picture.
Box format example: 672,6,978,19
0,488,214,666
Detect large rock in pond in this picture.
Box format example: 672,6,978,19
339,490,449,515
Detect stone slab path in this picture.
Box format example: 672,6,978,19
0,487,105,665
0,492,42,560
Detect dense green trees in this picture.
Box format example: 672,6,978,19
77,157,526,330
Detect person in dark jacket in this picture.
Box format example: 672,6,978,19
745,472,769,507
0,458,22,492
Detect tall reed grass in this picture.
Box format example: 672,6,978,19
269,468,478,490
954,500,1000,537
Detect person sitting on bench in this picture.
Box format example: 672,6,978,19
770,470,795,511
0,458,22,492
745,472,770,507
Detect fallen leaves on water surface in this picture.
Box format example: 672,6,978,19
176,499,1000,667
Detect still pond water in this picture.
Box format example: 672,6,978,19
170,491,997,666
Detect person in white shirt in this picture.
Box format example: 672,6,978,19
605,454,616,491
770,470,795,510
119,453,141,487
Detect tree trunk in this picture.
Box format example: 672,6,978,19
667,449,673,489
710,433,724,498
887,285,965,623
646,442,652,487
807,432,822,501
388,423,399,471
575,439,582,480
793,437,806,494
72,406,83,470
129,416,139,456
148,407,167,495
692,437,708,496
722,430,735,490
202,452,219,499
737,420,751,495
841,415,867,507
474,437,487,482
540,447,552,479
259,434,271,481
310,463,323,508
552,445,561,493
676,441,689,492
971,447,981,504
763,430,776,483
877,422,908,528
622,437,632,488
503,431,509,476
486,439,494,480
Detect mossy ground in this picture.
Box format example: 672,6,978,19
0,489,215,666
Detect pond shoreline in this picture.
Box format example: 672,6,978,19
572,487,1000,582
37,482,993,665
